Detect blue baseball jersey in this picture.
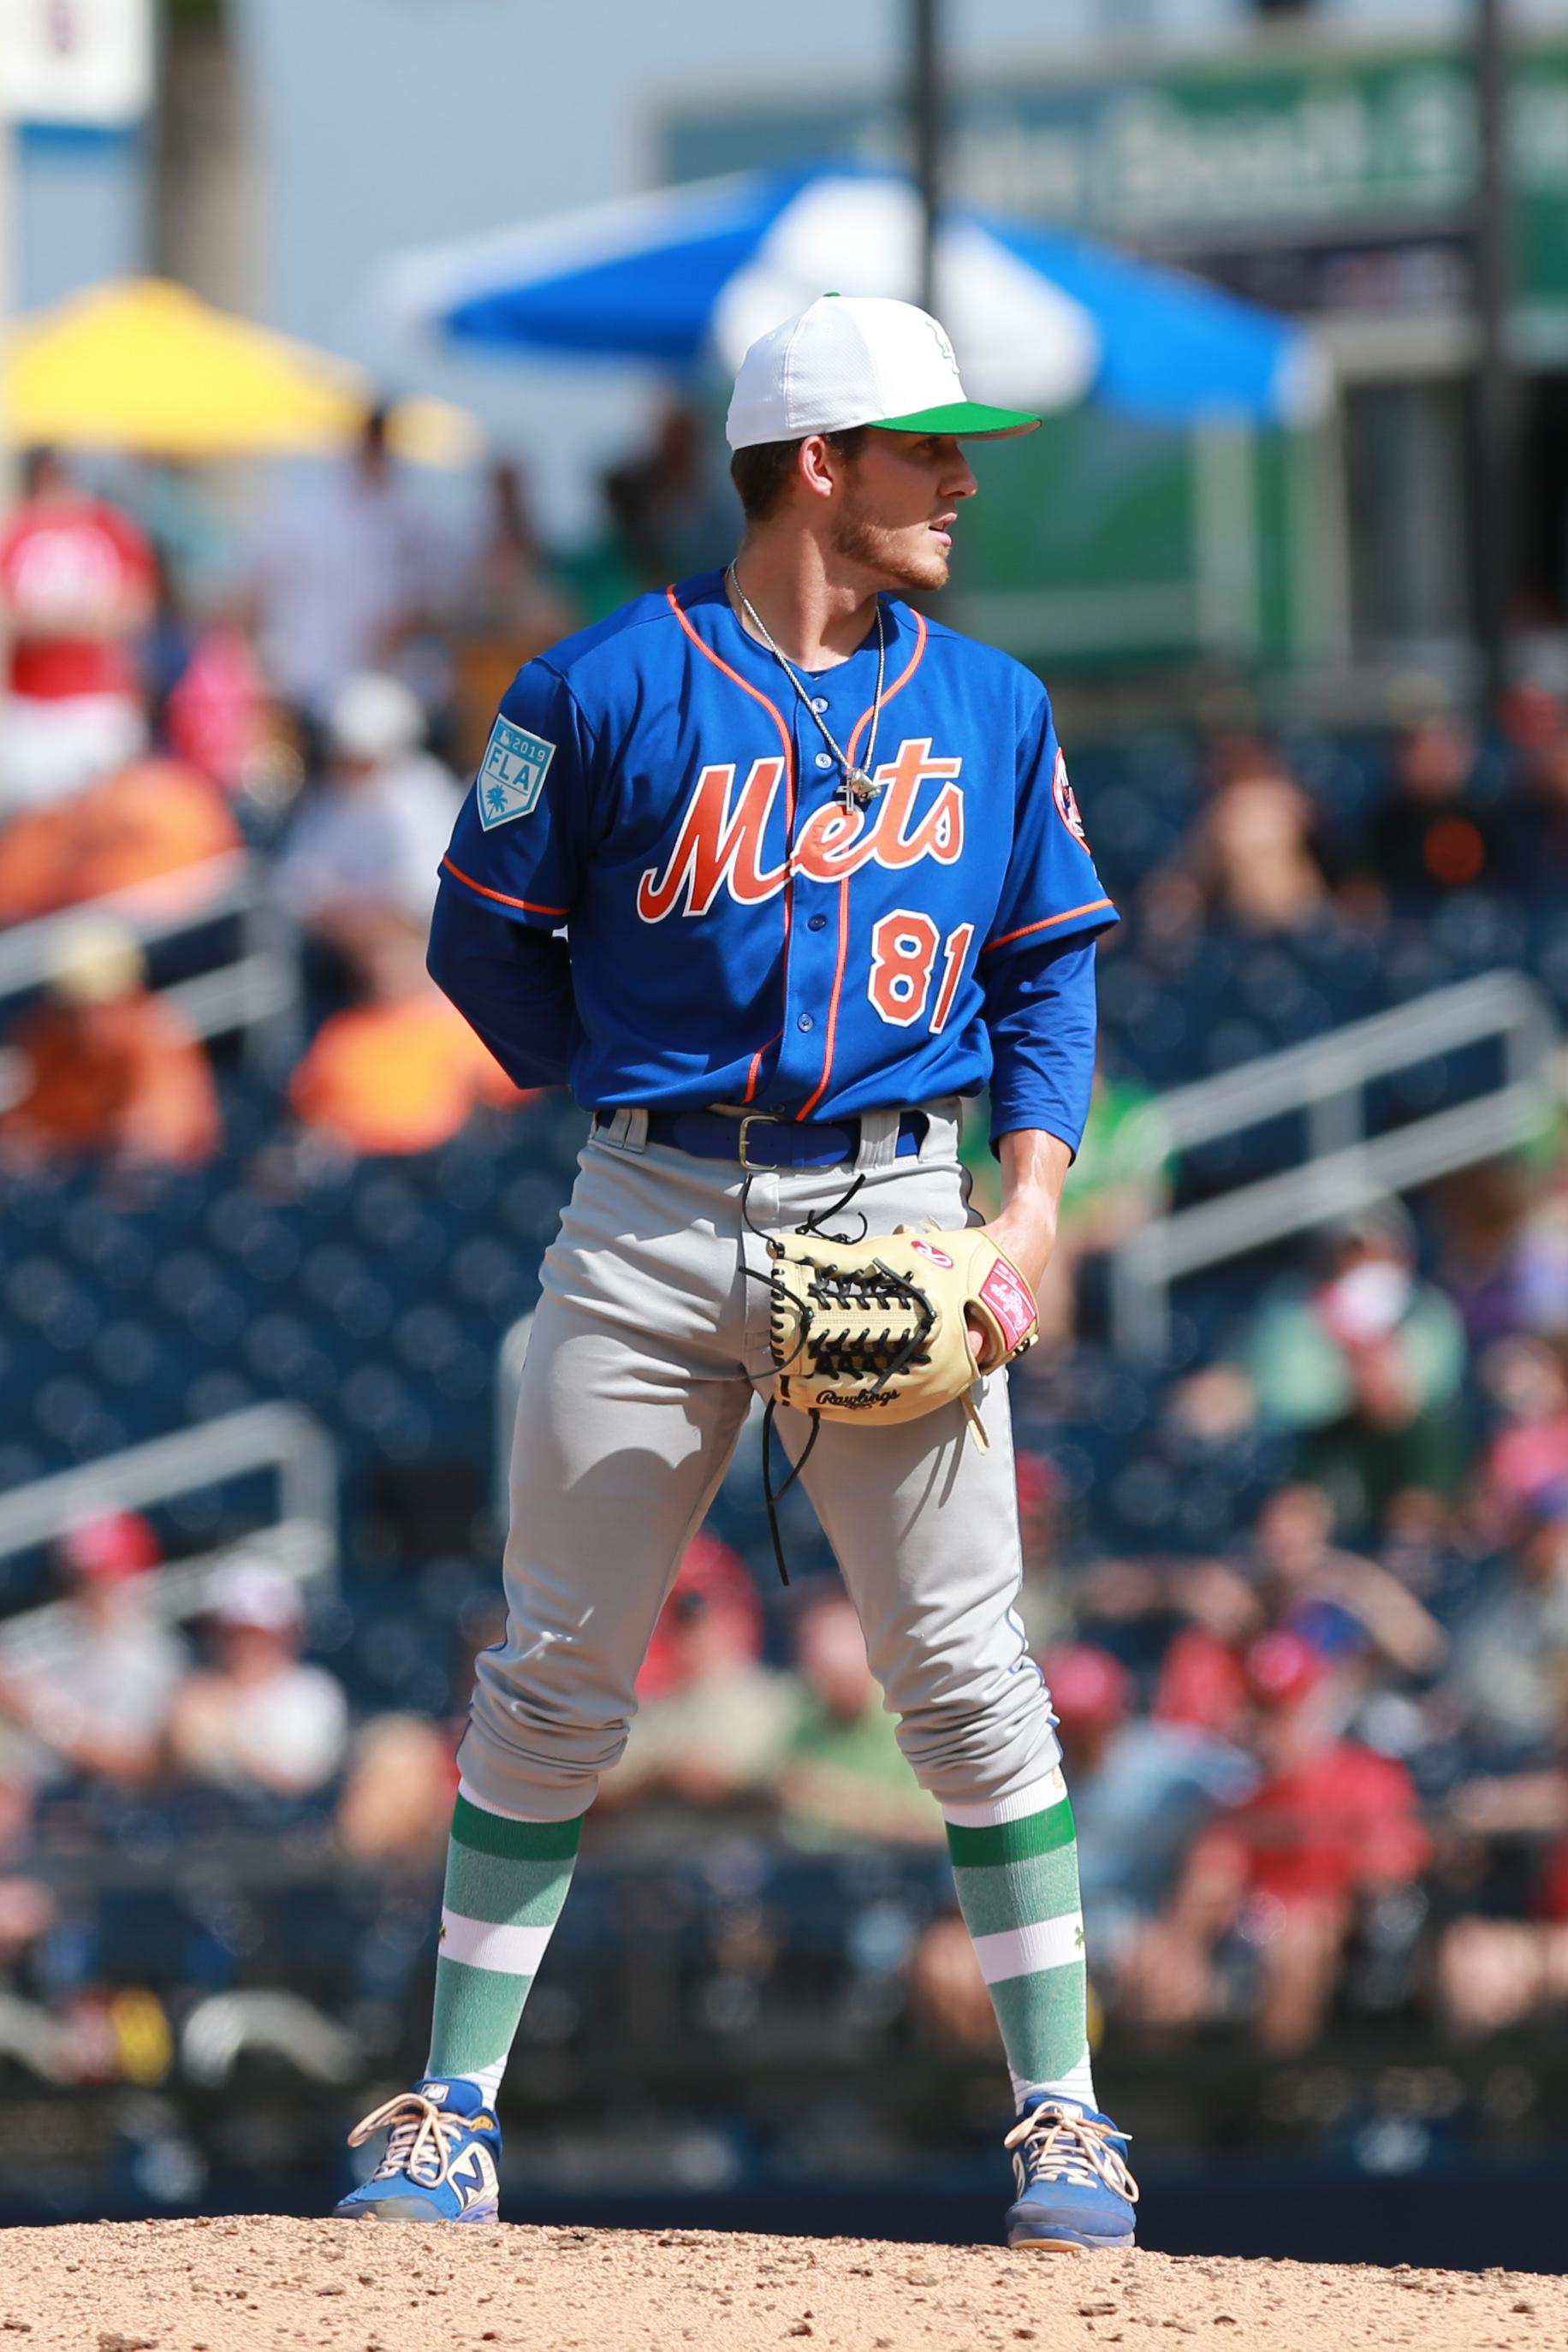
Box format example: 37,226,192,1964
435,569,1116,1126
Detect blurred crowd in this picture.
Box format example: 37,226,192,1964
7,407,1568,2119
0,409,734,1171
5,1352,1568,2089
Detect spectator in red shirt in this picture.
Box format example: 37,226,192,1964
0,449,156,812
1126,1632,1428,2052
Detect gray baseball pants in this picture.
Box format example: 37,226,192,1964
459,1101,1060,1822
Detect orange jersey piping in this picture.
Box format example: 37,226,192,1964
442,857,568,919
983,898,1115,953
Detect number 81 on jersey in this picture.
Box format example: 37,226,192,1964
868,913,975,1031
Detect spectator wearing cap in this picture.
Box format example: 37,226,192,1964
1045,1643,1256,1981
1126,1633,1428,2053
0,1513,186,1789
1240,1204,1470,1533
776,1593,942,1850
594,1535,796,1832
165,1559,348,1800
275,671,463,982
0,917,221,1171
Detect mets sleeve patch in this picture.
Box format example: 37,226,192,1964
477,716,556,829
1052,747,1090,848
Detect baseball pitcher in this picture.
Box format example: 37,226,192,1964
336,295,1137,2251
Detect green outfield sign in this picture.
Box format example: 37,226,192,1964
668,36,1566,676
668,34,1568,309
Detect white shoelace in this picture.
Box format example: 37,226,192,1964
1003,2102,1139,2205
347,2090,468,2189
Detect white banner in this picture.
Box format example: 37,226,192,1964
1,0,152,128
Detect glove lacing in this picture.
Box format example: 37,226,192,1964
1004,2103,1139,2206
741,1169,870,1590
347,2089,472,2188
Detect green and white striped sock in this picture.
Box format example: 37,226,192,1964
943,1767,1097,2114
426,1785,583,2105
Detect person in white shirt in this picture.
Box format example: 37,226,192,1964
275,672,463,979
167,1558,348,1799
247,408,438,718
0,1512,186,1789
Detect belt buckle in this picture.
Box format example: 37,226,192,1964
735,1111,781,1168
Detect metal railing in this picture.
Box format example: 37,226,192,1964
0,1518,333,1672
0,1405,338,1665
0,853,301,1072
1108,969,1559,1357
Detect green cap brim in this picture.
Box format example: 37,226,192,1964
870,400,1042,440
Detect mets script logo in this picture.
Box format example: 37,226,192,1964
1052,746,1089,848
638,737,965,923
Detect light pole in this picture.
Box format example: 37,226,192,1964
1474,0,1514,721
911,0,941,317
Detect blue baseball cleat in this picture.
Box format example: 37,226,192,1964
334,2077,502,2223
1003,2094,1138,2253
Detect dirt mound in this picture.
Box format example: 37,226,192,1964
3,2217,1559,2351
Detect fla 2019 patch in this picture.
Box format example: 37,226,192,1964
477,716,556,829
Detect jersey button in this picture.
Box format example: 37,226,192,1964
813,751,834,769
811,697,829,714
808,912,827,931
797,1014,815,1032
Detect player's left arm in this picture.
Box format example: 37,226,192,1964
979,1127,1072,1314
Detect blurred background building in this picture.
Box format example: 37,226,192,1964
3,0,1568,2269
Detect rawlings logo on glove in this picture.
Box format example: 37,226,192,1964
764,1222,1039,1445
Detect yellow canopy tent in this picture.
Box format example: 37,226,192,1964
5,277,482,466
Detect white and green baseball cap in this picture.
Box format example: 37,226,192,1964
725,292,1042,451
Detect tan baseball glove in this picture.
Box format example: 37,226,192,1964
764,1223,1038,1445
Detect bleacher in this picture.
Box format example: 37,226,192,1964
3,724,1567,2225
3,726,1561,1624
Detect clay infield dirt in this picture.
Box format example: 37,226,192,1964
1,2219,1561,2351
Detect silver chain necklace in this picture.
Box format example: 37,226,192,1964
726,561,887,806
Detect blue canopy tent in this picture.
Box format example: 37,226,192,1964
369,163,1322,428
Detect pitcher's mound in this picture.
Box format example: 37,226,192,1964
3,2216,1559,2351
